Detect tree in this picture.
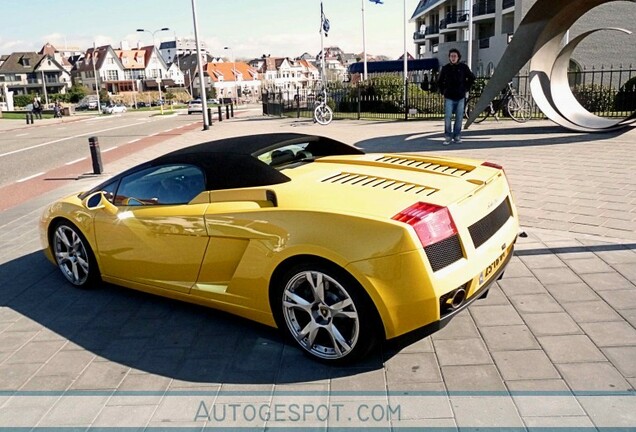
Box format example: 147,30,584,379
67,84,87,103
99,89,109,103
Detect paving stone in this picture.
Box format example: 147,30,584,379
561,300,625,323
578,395,636,428
601,346,636,378
469,305,524,327
506,379,585,417
537,335,606,363
543,282,600,303
492,350,559,381
441,364,506,391
91,404,157,427
508,294,563,314
0,330,38,352
433,338,492,366
522,416,595,428
500,260,533,278
385,382,452,420
480,325,540,351
565,258,616,275
518,253,567,269
581,270,636,291
497,277,547,296
618,309,636,327
597,289,636,310
556,363,632,391
0,363,42,390
580,321,636,348
69,361,129,390
4,340,65,364
0,405,54,428
39,395,111,426
532,267,583,286
522,312,582,336
385,353,442,384
430,315,480,340
471,284,510,306
330,368,386,392
450,396,524,428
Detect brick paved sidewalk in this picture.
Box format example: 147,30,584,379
0,116,634,430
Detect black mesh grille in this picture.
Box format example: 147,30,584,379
468,198,512,249
424,234,463,272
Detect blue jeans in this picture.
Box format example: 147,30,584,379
444,98,465,140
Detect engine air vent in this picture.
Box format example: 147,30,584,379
321,172,438,196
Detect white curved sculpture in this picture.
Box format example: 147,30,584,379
465,0,636,132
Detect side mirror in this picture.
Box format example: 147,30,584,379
83,191,118,215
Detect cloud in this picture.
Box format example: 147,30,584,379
0,38,36,53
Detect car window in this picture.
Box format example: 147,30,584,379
114,164,206,206
257,142,314,168
100,179,120,203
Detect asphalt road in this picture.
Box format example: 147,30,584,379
0,110,202,188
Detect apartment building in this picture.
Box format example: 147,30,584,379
411,0,636,75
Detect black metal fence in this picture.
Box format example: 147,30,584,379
262,66,636,121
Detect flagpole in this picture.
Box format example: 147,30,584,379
403,0,408,109
320,1,326,86
362,0,367,81
467,0,473,70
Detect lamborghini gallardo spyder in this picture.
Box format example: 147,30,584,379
40,133,519,363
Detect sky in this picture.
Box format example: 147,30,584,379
0,0,420,60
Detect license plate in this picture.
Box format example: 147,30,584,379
478,245,511,287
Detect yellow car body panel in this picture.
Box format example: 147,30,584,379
40,141,519,347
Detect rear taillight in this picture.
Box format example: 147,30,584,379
392,202,458,246
482,161,503,170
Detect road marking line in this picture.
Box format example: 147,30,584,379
57,127,66,130
16,133,29,137
0,120,161,159
149,132,159,136
102,146,118,153
128,138,140,143
65,157,86,165
17,172,45,183
163,129,173,133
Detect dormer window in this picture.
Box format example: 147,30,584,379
22,58,30,67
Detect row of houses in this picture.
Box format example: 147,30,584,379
0,40,366,105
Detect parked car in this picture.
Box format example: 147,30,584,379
39,133,519,364
207,98,220,105
188,99,203,114
103,104,127,114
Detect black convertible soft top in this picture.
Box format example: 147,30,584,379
82,133,364,196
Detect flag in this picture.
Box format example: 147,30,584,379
321,1,330,36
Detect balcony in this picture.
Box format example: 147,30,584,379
502,0,515,10
425,26,440,36
413,31,427,40
473,0,496,16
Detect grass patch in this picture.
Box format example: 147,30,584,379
0,112,54,120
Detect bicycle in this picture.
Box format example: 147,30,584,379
465,82,532,123
313,87,333,125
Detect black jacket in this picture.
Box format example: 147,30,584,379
438,62,475,101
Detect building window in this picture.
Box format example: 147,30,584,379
107,70,118,81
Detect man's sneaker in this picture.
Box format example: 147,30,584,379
443,138,452,146
453,137,462,144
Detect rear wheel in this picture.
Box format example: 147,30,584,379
52,221,100,288
272,262,380,364
314,104,333,125
507,96,532,122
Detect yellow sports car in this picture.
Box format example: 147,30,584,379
40,133,519,363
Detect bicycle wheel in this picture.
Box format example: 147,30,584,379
465,98,490,124
314,104,333,125
507,96,532,123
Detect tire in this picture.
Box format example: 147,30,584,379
314,105,333,125
271,262,380,364
465,97,489,123
507,96,532,123
51,221,100,288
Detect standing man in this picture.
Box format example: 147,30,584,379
437,49,475,145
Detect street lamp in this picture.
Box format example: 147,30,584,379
136,27,170,46
224,46,236,105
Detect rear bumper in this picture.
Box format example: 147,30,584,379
388,243,514,346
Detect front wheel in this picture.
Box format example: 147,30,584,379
272,263,380,364
52,221,100,288
507,96,532,123
314,104,333,125
465,97,489,123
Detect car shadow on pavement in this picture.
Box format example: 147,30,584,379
356,124,632,153
1,251,388,386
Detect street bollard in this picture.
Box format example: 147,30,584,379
88,136,103,174
225,105,230,120
217,106,223,122
207,107,213,126
230,103,234,118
